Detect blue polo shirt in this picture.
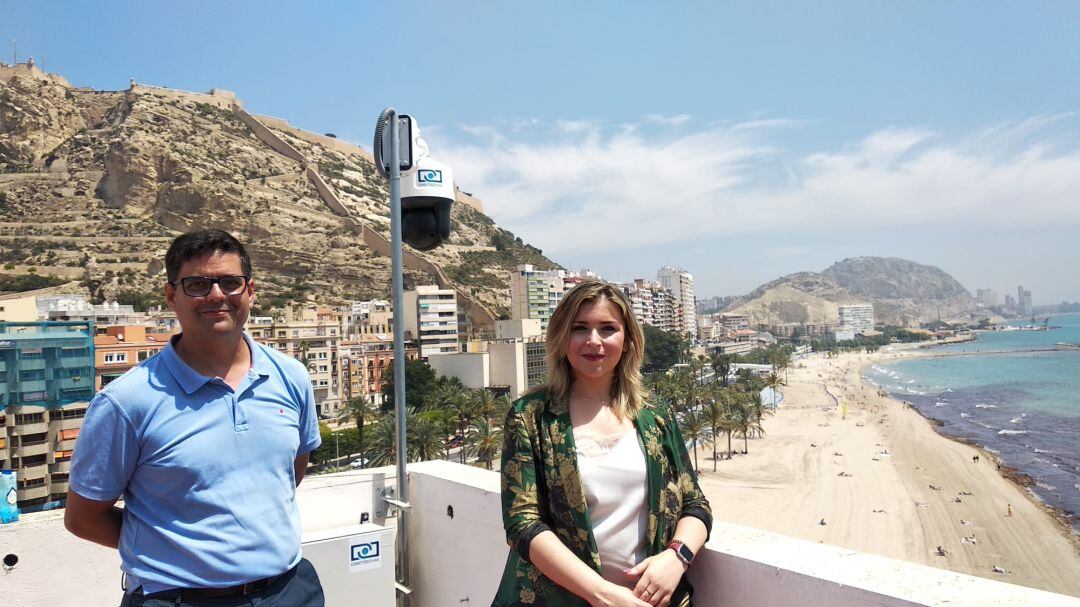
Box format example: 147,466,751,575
69,333,322,594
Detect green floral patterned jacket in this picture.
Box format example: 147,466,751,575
493,390,713,607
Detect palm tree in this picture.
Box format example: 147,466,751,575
738,392,768,454
494,394,514,425
447,390,479,464
704,395,736,471
411,416,446,462
367,415,399,467
344,396,379,466
475,389,497,424
470,417,503,470
711,353,736,386
678,407,710,474
764,372,784,408
368,408,446,465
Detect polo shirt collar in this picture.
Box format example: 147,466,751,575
162,332,269,395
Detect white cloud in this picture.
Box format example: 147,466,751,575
432,115,1080,259
644,113,692,127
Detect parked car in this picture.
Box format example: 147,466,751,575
350,457,370,469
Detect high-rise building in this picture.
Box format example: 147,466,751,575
657,267,695,336
1,321,94,512
404,285,460,358
1017,286,1033,316
510,264,566,332
1004,294,1016,311
838,303,875,335
976,289,999,307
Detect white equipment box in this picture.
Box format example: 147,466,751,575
302,523,396,607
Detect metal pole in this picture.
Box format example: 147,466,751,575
387,108,411,607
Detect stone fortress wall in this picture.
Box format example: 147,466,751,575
130,84,236,111
0,60,71,87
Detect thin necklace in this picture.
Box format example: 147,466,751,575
573,390,611,406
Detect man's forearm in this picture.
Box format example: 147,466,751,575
66,505,124,549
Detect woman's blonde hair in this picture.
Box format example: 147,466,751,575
540,279,646,420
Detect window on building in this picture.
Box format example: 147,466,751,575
137,349,154,362
61,347,90,358
15,412,45,425
103,352,128,364
19,369,46,381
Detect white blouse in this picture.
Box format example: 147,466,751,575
575,427,649,589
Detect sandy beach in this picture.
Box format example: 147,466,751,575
697,347,1080,597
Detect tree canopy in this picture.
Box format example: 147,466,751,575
642,325,686,373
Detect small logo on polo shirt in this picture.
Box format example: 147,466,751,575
279,409,284,414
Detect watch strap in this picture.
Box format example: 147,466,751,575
666,539,694,566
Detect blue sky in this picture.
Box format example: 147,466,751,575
5,1,1080,302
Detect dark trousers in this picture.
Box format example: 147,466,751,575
120,559,324,607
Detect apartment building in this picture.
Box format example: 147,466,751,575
623,279,677,333
247,307,345,417
94,325,175,390
37,296,148,325
403,286,459,358
339,338,419,407
0,321,94,513
510,264,566,333
345,299,394,337
657,267,695,336
838,303,875,335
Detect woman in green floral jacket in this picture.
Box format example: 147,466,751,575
494,281,712,607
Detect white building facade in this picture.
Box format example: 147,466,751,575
657,267,695,336
404,286,459,357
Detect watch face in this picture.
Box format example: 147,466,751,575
677,544,694,562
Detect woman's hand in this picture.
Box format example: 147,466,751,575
591,581,652,607
626,550,687,607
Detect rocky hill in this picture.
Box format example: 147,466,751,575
728,257,977,327
0,63,560,328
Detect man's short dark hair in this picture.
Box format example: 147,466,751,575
165,229,252,283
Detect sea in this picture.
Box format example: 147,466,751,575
864,313,1080,534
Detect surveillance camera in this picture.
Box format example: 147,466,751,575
401,156,455,251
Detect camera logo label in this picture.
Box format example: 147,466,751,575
348,538,383,572
417,169,443,185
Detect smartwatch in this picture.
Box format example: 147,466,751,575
667,539,695,567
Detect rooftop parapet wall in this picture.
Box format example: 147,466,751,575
4,463,1077,606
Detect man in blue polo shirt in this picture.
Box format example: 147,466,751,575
66,229,325,606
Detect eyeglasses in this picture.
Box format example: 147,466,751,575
171,275,249,297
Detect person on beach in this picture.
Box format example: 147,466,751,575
65,229,325,606
494,280,712,607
